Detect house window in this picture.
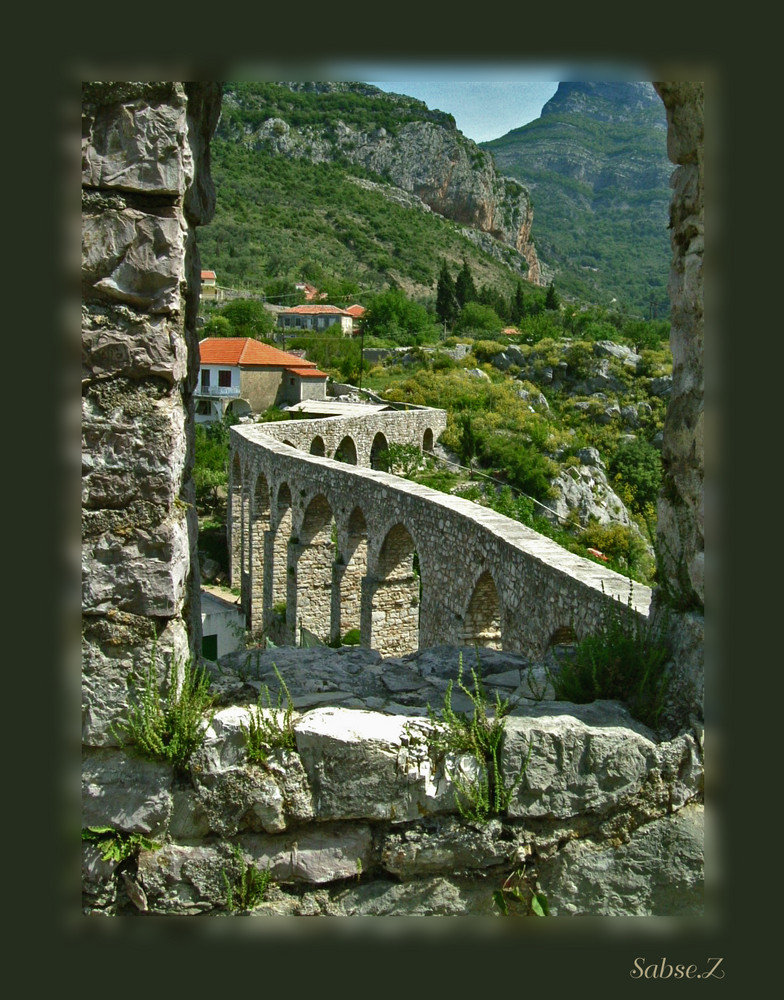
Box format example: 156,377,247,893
290,378,295,386
218,369,232,387
201,369,210,388
202,634,218,661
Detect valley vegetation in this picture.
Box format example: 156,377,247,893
194,81,671,590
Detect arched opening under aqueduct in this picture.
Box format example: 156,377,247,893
335,506,368,643
249,472,270,635
294,494,336,643
334,436,358,465
369,523,421,657
310,435,326,457
462,570,502,649
271,483,293,641
370,432,389,470
423,428,434,454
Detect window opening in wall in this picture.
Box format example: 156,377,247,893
202,633,218,661
218,369,232,387
201,369,210,388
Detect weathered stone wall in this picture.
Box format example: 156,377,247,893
230,423,652,660
81,82,222,747
652,82,705,727
82,646,704,916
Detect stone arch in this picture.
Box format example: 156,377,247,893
226,398,252,420
462,570,502,649
293,494,336,644
271,483,293,633
248,471,270,635
544,625,578,666
229,450,243,589
370,523,420,656
310,435,326,456
336,506,368,643
370,432,389,470
423,427,434,453
334,435,358,465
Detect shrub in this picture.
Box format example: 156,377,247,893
114,651,215,773
222,843,273,912
341,628,361,646
551,587,670,729
81,827,160,863
416,653,530,823
241,664,297,764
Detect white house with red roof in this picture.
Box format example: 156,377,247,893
277,304,354,337
200,269,224,302
195,337,328,423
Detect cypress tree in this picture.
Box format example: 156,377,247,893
435,260,458,327
545,282,560,311
455,259,478,308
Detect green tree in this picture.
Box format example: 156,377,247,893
362,289,438,345
545,282,560,311
218,298,275,339
455,301,504,335
435,260,458,328
510,281,526,325
608,439,663,513
455,259,478,308
201,315,233,338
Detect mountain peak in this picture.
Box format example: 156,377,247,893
542,81,664,125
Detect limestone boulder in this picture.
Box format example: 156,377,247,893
541,803,704,915
82,94,191,196
82,748,173,836
82,206,186,314
294,707,457,822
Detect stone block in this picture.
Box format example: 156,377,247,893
82,748,173,836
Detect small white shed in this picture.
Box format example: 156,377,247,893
200,590,246,661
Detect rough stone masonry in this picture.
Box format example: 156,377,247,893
81,80,705,917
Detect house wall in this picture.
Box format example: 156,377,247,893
238,367,288,412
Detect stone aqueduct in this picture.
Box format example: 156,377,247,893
229,408,652,659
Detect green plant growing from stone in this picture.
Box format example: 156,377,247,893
222,843,273,912
421,652,530,823
114,649,215,773
492,868,549,917
241,664,297,764
551,583,671,729
81,826,160,863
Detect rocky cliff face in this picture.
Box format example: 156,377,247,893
222,82,541,283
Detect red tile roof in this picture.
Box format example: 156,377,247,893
285,365,330,378
199,338,320,369
201,270,216,280
279,304,351,316
345,304,366,317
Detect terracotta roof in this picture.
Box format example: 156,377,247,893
199,338,318,368
279,304,351,316
285,365,330,379
201,270,216,280
345,304,366,317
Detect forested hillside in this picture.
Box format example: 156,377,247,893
483,81,671,318
196,82,538,306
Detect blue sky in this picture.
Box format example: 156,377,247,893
365,79,561,143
